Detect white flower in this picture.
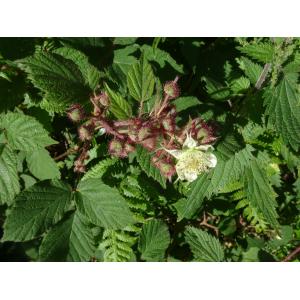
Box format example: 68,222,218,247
165,134,217,183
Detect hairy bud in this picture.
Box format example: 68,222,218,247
78,124,94,141
74,159,86,173
162,117,175,133
94,92,110,107
137,126,152,141
140,136,157,151
163,81,180,99
67,104,85,123
109,139,127,158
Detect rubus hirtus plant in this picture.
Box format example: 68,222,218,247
0,37,300,263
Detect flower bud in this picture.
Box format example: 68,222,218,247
162,117,175,133
124,142,135,154
196,123,216,144
108,139,127,158
78,124,94,141
74,159,86,173
67,104,85,123
163,81,180,99
94,92,110,107
140,136,157,151
153,157,176,179
137,126,152,141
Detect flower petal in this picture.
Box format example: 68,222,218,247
196,144,214,151
207,153,217,168
164,148,183,159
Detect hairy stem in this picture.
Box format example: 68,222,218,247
282,244,300,262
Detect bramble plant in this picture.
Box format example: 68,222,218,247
0,37,299,262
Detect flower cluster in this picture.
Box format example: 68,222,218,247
67,77,217,182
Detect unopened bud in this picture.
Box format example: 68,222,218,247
163,81,180,99
78,124,94,141
108,139,127,158
67,104,85,123
140,136,157,151
137,126,152,141
94,92,109,107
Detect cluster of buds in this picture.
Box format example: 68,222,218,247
66,77,217,182
67,91,111,173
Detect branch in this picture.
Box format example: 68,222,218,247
255,63,272,90
200,212,219,236
54,147,78,161
282,244,300,262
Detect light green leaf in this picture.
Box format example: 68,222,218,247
25,148,60,180
76,179,134,229
237,56,263,84
82,157,119,181
0,112,56,151
185,226,224,261
173,96,200,112
112,44,139,81
176,172,213,220
237,42,275,63
2,180,72,242
39,211,96,262
244,159,279,227
114,37,138,45
0,144,20,205
104,83,132,119
100,229,136,262
127,54,155,102
136,145,166,188
18,52,90,108
138,219,170,261
54,47,101,90
141,44,184,73
230,76,250,94
201,76,231,100
263,76,300,151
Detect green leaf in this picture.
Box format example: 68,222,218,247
177,146,254,220
114,37,138,45
104,83,132,119
185,226,224,261
230,77,250,94
75,179,134,229
2,180,72,242
136,145,166,188
141,45,184,73
263,76,300,151
18,52,90,109
201,76,231,100
0,145,20,205
39,211,96,262
138,219,170,261
244,159,279,227
25,148,60,180
112,44,139,77
177,172,213,221
173,96,201,112
0,112,56,151
127,54,155,102
237,42,275,63
100,229,136,262
237,56,263,84
82,157,119,181
54,47,101,90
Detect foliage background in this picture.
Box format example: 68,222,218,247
0,37,299,262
